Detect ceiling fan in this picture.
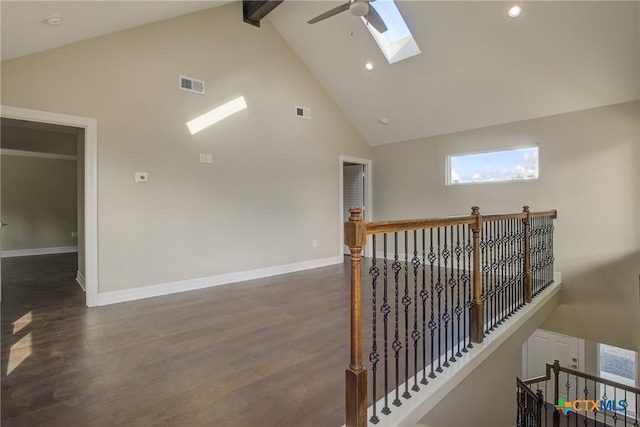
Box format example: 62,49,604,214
307,0,388,34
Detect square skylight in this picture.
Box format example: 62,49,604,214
363,0,421,64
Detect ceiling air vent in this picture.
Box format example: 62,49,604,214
295,106,311,119
179,75,205,95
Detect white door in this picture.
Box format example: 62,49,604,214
523,329,582,403
343,164,365,255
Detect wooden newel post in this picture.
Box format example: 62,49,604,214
552,360,560,427
470,206,484,344
523,206,532,303
344,207,368,427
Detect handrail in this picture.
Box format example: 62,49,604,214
518,377,542,399
344,205,558,427
524,360,640,395
363,209,557,235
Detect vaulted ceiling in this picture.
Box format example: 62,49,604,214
2,1,639,146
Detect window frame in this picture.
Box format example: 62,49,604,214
445,144,540,186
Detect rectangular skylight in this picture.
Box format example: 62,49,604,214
363,0,420,64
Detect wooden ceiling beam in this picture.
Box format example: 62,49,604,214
243,0,284,28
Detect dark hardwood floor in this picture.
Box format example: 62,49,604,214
2,254,354,427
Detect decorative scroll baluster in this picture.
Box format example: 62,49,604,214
411,230,421,392
465,225,473,349
420,229,428,385
454,225,463,358
442,228,451,368
402,232,411,400
428,229,437,378
369,236,380,424
392,233,402,407
523,206,532,304
435,228,443,372
381,234,391,416
448,226,457,362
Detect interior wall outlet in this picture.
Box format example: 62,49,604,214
135,172,149,183
312,240,318,247
71,231,78,238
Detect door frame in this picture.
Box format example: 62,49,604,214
1,105,99,307
339,155,372,258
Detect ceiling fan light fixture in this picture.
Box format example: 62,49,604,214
349,1,369,17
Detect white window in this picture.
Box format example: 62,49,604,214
447,146,539,185
363,0,421,64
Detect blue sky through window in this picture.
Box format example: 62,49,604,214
370,0,411,43
363,0,420,64
449,147,539,184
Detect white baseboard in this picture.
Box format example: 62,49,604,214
76,270,86,291
1,246,78,258
97,255,344,306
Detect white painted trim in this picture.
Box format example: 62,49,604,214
98,255,343,306
76,270,86,291
361,280,561,427
339,155,373,258
1,149,77,160
1,246,78,258
1,105,99,307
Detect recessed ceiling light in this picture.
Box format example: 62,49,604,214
365,62,374,71
508,5,522,18
44,15,62,26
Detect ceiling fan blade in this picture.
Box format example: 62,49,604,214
307,2,351,24
364,4,388,33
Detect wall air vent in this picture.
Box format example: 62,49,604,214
179,75,205,95
295,106,311,119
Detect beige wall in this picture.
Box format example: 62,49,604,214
372,102,640,351
419,290,561,427
1,155,77,251
1,123,78,155
1,4,371,292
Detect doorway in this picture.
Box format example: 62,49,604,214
0,106,98,307
339,156,372,258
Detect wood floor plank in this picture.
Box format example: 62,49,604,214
2,254,354,426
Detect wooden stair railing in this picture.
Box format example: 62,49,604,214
345,206,558,427
522,360,640,427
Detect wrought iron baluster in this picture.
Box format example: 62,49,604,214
420,229,428,385
411,230,421,393
392,233,402,407
436,228,444,373
442,227,451,368
481,223,489,335
497,220,504,325
402,231,411,400
428,229,436,379
613,388,618,426
508,219,515,317
575,374,578,427
465,225,473,349
454,225,463,358
448,226,457,362
369,236,380,424
381,234,391,415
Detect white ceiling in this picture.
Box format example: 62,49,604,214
2,1,639,146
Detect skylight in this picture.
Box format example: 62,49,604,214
363,0,420,64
